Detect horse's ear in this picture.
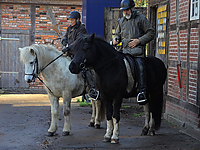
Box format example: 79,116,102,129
91,33,95,39
87,33,95,43
30,48,35,56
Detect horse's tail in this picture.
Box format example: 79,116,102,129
100,101,106,121
151,85,164,130
147,56,167,130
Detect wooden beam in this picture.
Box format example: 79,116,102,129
30,5,36,45
0,0,82,6
197,2,200,115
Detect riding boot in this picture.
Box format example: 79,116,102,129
86,70,99,100
134,57,147,105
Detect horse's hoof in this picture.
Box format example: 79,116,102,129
111,139,119,144
149,130,155,136
62,131,70,136
88,122,95,127
95,124,100,129
103,137,111,143
141,127,149,136
47,132,55,137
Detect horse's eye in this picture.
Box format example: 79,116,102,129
30,62,34,65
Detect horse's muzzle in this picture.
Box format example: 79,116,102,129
69,61,80,74
25,75,36,83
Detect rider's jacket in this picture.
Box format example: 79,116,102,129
114,9,155,57
63,21,88,46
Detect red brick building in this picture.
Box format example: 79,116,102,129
148,0,200,129
0,0,82,90
1,0,200,131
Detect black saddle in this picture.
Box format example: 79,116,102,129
124,54,138,82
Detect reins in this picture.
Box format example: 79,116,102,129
38,53,63,74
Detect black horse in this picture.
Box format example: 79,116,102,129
69,33,167,144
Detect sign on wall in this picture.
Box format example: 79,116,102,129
156,4,168,55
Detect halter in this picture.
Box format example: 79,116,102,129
25,52,63,96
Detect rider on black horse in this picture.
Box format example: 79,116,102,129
112,0,155,105
61,11,99,100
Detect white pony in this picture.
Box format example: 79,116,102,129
19,44,105,136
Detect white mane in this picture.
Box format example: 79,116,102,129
20,44,62,64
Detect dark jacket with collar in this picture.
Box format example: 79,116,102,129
114,10,155,57
64,21,88,46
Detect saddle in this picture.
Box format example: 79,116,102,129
124,54,138,82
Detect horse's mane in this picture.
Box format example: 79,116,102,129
73,34,116,53
20,44,62,63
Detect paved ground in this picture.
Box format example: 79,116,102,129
0,94,200,150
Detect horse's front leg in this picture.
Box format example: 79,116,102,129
94,100,101,129
48,95,59,136
62,92,72,136
103,101,113,142
89,100,96,127
111,98,122,144
141,103,150,135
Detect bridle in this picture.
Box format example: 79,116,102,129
78,41,118,71
25,53,39,82
25,52,63,96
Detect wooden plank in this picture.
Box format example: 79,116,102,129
197,5,200,113
2,29,29,35
30,5,36,45
0,0,82,6
186,1,191,103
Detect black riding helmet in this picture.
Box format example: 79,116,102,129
120,0,135,10
68,11,81,20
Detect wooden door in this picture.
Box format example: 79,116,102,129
0,30,30,88
104,7,147,42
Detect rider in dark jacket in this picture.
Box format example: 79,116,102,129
62,11,99,100
61,11,88,49
112,0,155,105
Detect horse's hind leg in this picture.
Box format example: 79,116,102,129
141,103,150,136
48,95,59,136
148,112,155,136
62,93,72,136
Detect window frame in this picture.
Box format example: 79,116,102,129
190,0,200,20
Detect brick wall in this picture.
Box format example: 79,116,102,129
170,0,189,24
1,4,82,89
167,1,199,127
166,101,199,126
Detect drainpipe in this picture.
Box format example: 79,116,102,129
176,0,183,100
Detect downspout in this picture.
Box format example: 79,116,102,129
176,0,183,100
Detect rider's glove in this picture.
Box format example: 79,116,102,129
61,37,68,46
62,46,71,54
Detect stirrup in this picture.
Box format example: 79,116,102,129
89,89,99,101
137,92,147,103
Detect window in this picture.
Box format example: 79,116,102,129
190,0,199,20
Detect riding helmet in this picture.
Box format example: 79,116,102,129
68,11,81,20
120,0,135,10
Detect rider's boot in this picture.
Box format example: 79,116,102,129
86,70,99,100
134,57,147,105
